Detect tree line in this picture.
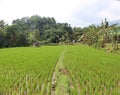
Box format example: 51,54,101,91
80,19,120,50
0,15,73,47
0,15,120,50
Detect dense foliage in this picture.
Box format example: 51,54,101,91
0,17,120,49
80,19,120,50
0,15,74,48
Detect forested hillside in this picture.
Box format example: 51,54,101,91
0,16,120,50
0,15,74,48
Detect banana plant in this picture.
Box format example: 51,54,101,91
99,18,117,48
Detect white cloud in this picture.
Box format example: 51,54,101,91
0,0,80,23
0,0,120,27
98,0,120,21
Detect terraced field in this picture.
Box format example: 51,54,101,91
0,45,120,95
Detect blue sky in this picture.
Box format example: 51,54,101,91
0,0,120,27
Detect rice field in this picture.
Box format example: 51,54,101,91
64,45,120,95
0,46,63,95
0,45,120,95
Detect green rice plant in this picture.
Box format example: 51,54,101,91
0,46,63,95
1,45,120,95
63,45,120,95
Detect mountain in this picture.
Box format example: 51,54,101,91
95,20,120,26
109,20,120,25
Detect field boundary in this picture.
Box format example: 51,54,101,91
51,47,70,95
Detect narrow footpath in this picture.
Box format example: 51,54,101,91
51,47,70,95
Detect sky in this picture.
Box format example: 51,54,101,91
0,0,120,27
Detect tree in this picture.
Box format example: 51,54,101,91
80,25,100,47
0,20,6,28
0,27,5,47
0,15,74,48
73,27,82,42
99,18,117,48
27,32,36,45
5,24,22,47
42,28,60,43
110,26,120,50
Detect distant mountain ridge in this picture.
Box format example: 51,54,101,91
95,20,120,26
109,20,120,25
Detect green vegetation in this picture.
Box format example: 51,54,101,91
1,6,120,95
64,45,120,95
0,16,73,48
0,45,120,95
0,16,120,53
55,47,70,95
80,19,120,50
0,46,63,95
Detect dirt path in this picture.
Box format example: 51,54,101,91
51,47,70,95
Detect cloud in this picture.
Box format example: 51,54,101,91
0,0,120,27
68,0,120,27
98,0,120,20
69,0,113,26
0,0,80,23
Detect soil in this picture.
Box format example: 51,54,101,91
59,67,68,75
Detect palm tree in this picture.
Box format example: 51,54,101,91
27,32,35,45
